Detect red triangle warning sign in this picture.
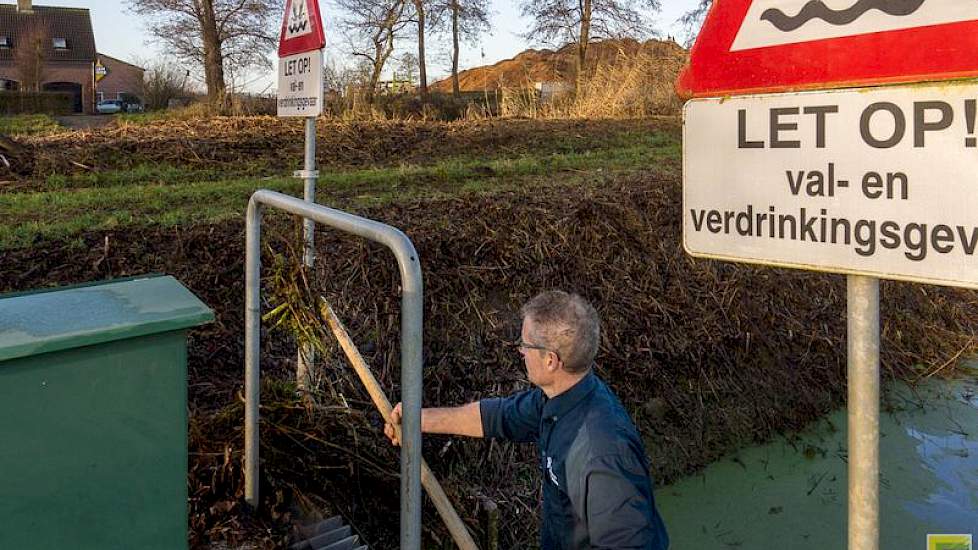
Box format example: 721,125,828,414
278,0,326,57
677,0,978,98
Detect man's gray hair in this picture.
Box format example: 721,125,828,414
521,290,601,374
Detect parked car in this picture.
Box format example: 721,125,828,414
119,93,144,113
96,99,123,114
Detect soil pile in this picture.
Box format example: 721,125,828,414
431,38,687,92
0,118,671,184
2,174,974,548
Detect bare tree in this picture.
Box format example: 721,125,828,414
139,57,191,110
405,0,450,102
335,0,409,104
323,56,370,93
394,51,419,85
15,26,48,92
127,0,278,106
679,0,711,46
438,0,489,99
520,0,660,93
410,0,430,101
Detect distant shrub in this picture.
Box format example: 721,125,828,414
228,94,275,116
325,90,499,121
0,92,72,115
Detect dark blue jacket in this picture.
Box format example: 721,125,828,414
480,371,669,550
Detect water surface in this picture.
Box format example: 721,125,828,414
657,368,978,549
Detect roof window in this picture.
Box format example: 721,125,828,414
52,37,68,49
0,36,10,48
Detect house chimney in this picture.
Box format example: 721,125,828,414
17,0,33,14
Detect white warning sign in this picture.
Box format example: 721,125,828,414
278,49,323,117
731,0,978,51
285,0,313,39
683,80,978,289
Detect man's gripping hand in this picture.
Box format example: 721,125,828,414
384,402,403,446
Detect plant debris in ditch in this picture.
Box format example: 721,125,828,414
1,173,974,548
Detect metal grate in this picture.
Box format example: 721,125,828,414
289,516,368,550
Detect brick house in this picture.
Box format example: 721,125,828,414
95,53,144,105
0,0,143,113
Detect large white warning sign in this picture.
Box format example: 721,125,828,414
732,0,978,51
277,49,323,117
683,80,978,289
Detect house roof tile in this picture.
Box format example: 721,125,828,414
0,4,97,65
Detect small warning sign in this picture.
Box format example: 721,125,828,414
278,0,325,57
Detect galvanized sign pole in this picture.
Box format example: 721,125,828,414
296,117,318,391
276,0,326,399
302,117,317,267
266,0,327,506
847,275,879,550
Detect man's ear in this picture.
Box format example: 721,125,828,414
546,352,562,373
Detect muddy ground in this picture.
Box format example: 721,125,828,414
2,172,975,548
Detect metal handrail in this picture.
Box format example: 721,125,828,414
245,189,423,550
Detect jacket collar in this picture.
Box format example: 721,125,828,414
542,370,597,419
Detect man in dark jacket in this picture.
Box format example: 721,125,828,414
386,290,669,549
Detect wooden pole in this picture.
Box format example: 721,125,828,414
319,299,480,550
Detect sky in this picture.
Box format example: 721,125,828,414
37,0,705,93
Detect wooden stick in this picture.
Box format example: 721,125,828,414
319,298,480,550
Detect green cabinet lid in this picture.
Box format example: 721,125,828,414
0,275,214,362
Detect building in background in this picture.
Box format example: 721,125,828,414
0,0,143,114
95,53,144,106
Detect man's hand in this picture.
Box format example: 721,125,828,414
384,402,403,446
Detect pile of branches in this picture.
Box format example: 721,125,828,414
0,133,34,180
3,118,669,182
2,174,974,548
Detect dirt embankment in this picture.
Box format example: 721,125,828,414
0,118,675,183
2,175,975,548
430,38,687,93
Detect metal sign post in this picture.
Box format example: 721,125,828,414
847,275,879,550
277,0,326,395
295,117,318,392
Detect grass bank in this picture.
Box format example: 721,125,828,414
0,126,680,248
0,114,63,137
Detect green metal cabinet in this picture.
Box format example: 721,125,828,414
0,275,213,549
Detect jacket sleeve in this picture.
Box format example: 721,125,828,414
578,453,669,550
479,389,543,443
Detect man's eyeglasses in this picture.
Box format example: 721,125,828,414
515,341,549,352
513,341,561,361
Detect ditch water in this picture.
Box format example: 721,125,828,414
656,362,978,549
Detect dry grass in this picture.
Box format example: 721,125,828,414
568,48,687,117
497,46,688,119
